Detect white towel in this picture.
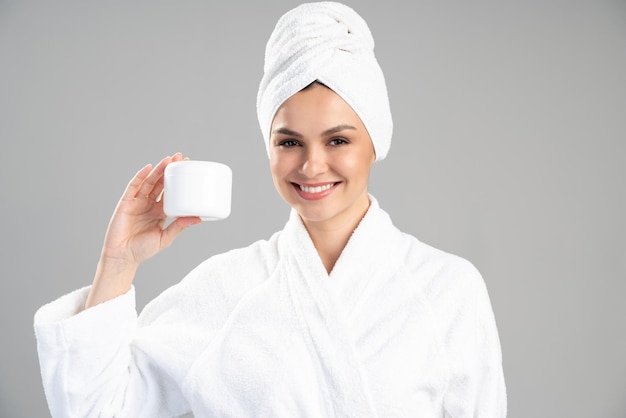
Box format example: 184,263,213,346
257,2,393,160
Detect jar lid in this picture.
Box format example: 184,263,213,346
164,160,231,176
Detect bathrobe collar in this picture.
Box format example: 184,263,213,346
276,195,406,417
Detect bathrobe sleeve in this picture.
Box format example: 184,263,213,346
34,238,277,418
34,285,192,418
435,260,507,418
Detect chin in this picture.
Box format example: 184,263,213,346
292,201,335,223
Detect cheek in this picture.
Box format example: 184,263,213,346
269,153,294,181
359,147,376,175
338,150,374,179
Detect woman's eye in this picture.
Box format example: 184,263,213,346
329,137,348,146
279,139,300,147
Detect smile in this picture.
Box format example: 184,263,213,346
292,182,339,200
299,183,334,193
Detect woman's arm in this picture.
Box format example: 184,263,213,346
35,154,202,417
85,153,201,308
436,261,507,418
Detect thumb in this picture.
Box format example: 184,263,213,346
161,216,202,249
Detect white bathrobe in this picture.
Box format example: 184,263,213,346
34,198,506,417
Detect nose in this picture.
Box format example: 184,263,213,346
300,145,328,178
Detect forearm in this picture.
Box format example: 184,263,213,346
84,257,138,309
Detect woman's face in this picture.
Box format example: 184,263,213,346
269,83,375,227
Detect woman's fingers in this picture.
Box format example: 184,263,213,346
148,176,166,201
136,156,171,199
121,164,153,201
120,154,185,202
133,152,184,199
147,153,185,201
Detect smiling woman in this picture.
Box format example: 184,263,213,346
269,83,376,272
33,2,506,417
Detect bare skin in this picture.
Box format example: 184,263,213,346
84,153,201,309
84,86,375,308
269,83,375,273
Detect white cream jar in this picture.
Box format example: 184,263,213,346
163,161,232,221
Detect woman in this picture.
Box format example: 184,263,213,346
35,2,506,417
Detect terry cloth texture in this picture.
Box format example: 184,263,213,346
257,2,393,160
34,197,506,417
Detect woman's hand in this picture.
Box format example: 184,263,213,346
85,153,201,309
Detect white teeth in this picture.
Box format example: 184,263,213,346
299,183,334,193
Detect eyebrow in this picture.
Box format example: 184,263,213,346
272,124,357,138
322,124,357,137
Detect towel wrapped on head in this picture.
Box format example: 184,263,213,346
257,1,393,160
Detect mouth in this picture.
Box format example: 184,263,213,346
292,182,339,200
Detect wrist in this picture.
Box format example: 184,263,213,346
84,258,138,309
97,254,139,276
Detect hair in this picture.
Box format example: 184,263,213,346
301,80,329,91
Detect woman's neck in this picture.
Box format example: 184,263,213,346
301,197,371,274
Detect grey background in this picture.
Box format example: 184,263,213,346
1,0,624,416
